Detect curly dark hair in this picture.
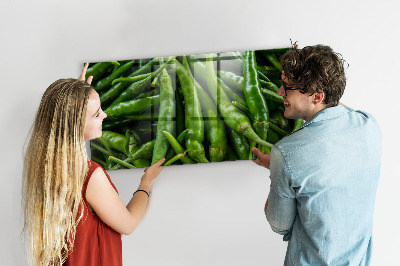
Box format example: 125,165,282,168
280,44,347,107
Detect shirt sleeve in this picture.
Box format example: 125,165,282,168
266,146,297,241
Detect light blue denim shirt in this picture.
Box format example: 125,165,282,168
266,105,382,266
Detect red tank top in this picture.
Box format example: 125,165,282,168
64,160,122,266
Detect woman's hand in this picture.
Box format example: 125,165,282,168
251,147,271,169
78,62,93,84
141,158,165,186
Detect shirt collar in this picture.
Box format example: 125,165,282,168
301,105,349,129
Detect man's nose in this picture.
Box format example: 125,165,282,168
277,85,285,97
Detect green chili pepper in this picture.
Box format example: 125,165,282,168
183,57,227,162
261,53,282,72
132,57,160,76
261,88,284,104
216,70,244,93
151,68,175,164
164,148,177,163
133,123,158,140
110,130,150,170
90,141,112,158
86,61,120,81
108,156,136,168
162,128,189,164
126,129,141,152
229,50,279,72
218,78,247,107
162,131,195,164
268,122,290,137
123,110,159,121
196,54,274,149
100,58,160,107
95,138,114,157
104,149,127,169
217,64,271,89
102,118,133,131
225,145,239,161
98,131,128,155
170,59,208,163
266,127,281,144
257,71,271,83
127,139,156,162
292,119,304,133
111,73,152,86
105,158,117,170
163,128,189,163
100,83,129,108
231,101,253,120
111,151,150,170
126,130,147,166
175,86,185,136
217,70,277,95
270,111,291,133
110,57,175,106
93,60,135,92
243,50,270,153
135,87,160,99
176,129,189,143
228,127,250,160
128,148,151,168
257,65,280,77
151,72,162,87
260,80,279,93
104,95,160,120
164,151,187,166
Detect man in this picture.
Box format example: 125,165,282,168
252,45,382,265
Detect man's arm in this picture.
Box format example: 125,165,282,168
251,145,296,238
265,148,297,239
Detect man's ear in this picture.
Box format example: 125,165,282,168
313,92,325,105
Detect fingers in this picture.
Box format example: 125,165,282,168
157,158,165,165
86,75,93,85
251,147,262,158
78,62,89,81
144,158,165,172
251,158,263,166
155,158,166,167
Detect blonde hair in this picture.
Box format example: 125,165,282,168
23,79,93,265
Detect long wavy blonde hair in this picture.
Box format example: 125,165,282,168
23,79,93,265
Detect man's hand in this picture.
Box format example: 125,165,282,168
251,147,271,169
78,62,93,84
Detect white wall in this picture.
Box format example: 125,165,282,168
2,0,399,265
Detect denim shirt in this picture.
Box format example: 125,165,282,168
266,105,382,266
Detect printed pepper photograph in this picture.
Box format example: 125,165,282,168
88,48,304,170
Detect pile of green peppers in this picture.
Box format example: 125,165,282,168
88,48,304,170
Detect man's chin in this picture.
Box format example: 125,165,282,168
283,111,301,120
283,110,293,119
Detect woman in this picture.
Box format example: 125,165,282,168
22,63,165,265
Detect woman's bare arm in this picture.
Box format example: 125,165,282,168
86,158,165,235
